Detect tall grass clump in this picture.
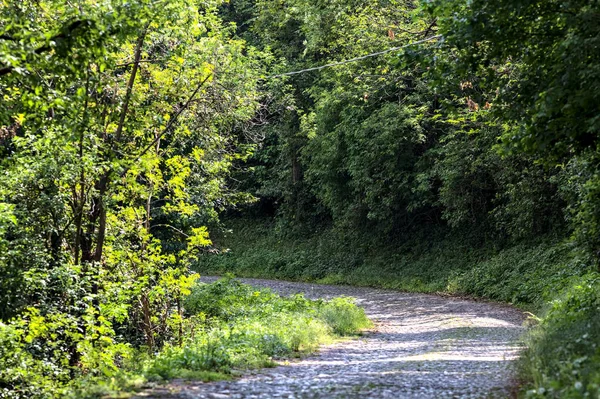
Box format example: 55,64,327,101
319,297,372,335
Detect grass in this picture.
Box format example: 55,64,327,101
196,220,585,310
62,277,372,398
195,218,600,398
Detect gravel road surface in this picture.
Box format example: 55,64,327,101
138,277,526,399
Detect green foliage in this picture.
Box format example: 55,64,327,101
557,154,600,257
2,0,600,397
306,101,426,227
200,221,366,281
522,275,600,398
0,278,371,398
0,321,67,399
0,306,133,399
449,244,578,306
428,0,600,256
431,0,600,159
198,220,598,311
221,0,568,242
319,297,372,336
184,277,312,320
199,219,600,398
145,335,233,379
148,278,370,377
0,1,268,397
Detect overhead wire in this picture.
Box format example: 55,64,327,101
264,34,442,79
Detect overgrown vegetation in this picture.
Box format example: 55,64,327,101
204,1,599,396
0,277,371,398
199,222,600,398
197,222,579,308
2,0,600,397
521,275,600,398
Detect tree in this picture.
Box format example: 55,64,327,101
0,0,263,391
430,0,600,159
430,0,600,255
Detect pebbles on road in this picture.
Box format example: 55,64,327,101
141,277,527,399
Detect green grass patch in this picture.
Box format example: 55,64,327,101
0,277,371,398
520,274,600,398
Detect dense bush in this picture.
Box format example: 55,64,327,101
0,278,371,398
522,275,600,398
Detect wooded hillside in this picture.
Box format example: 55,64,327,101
1,0,599,397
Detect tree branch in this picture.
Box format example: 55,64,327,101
113,22,151,144
0,20,92,77
124,73,213,171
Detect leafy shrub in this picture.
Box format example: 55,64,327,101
522,275,600,398
64,373,146,399
0,278,371,398
143,278,370,381
318,297,372,335
184,278,370,351
283,316,331,352
184,276,294,320
447,243,578,307
145,332,232,380
0,322,65,399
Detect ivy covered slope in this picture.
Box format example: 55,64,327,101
199,0,600,398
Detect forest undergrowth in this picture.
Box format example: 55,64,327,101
2,0,599,398
0,276,371,398
197,219,600,398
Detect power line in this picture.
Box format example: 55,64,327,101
265,34,442,79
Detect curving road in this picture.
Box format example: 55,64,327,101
144,277,526,399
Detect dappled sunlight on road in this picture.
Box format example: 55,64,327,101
163,277,526,399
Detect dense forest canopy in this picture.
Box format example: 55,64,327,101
222,0,592,243
1,0,600,397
